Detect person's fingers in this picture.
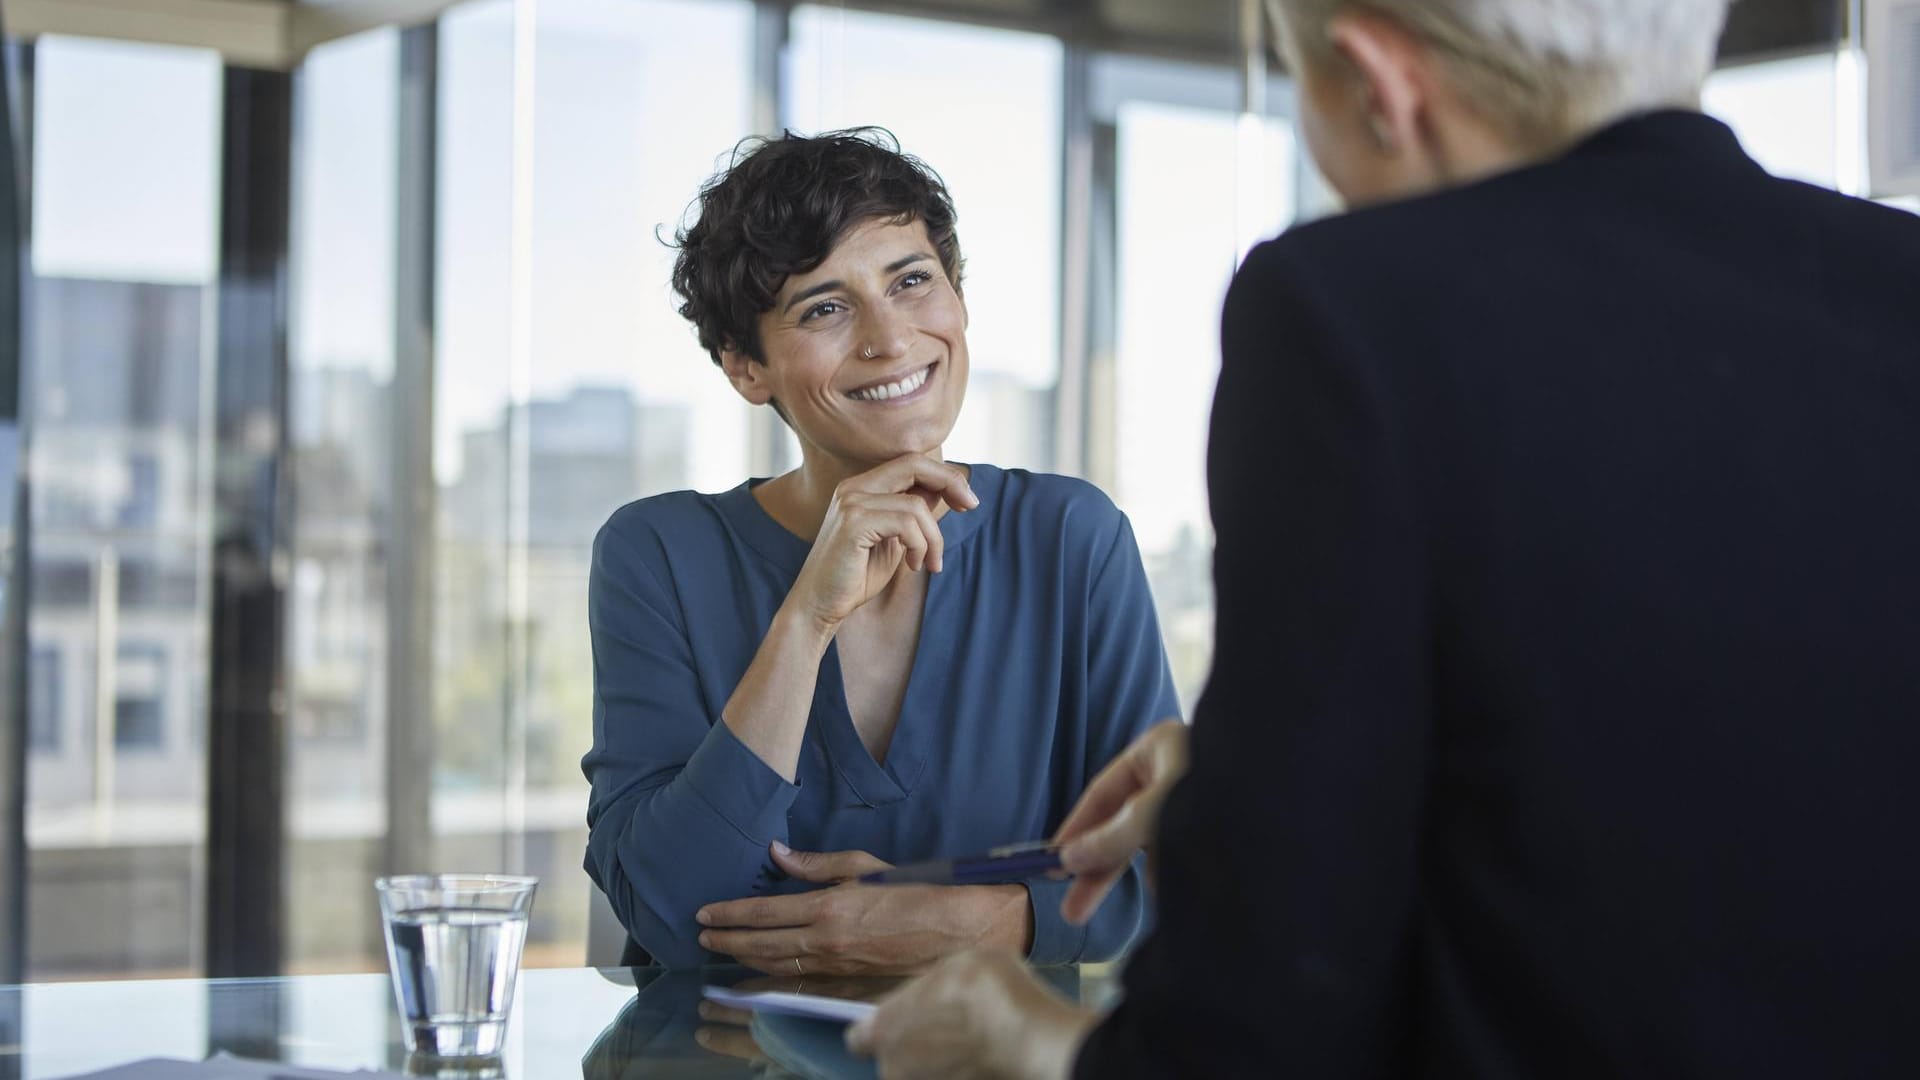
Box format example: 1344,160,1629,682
694,1025,767,1062
1057,797,1149,877
845,1012,876,1056
696,1000,753,1027
698,926,809,960
772,843,893,883
840,455,977,511
697,892,815,929
1060,866,1126,926
843,494,943,573
1052,754,1145,850
1055,720,1188,855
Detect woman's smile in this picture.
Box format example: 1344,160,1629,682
845,361,939,404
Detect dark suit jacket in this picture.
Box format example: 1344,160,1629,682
1075,111,1920,1078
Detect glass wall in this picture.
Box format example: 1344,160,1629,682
23,34,223,979
285,26,399,973
434,0,759,968
788,6,1064,471
13,2,1906,985
1114,101,1293,707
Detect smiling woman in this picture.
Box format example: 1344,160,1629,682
579,129,1180,973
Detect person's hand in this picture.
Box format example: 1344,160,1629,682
1052,719,1189,925
695,844,1031,976
691,997,767,1064
695,972,898,1062
845,949,1098,1080
784,455,978,632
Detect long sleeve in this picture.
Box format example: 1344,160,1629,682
581,515,799,969
1076,241,1432,1075
1028,514,1181,964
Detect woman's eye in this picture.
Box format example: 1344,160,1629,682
802,301,843,323
900,271,931,289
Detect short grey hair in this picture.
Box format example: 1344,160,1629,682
1269,0,1733,148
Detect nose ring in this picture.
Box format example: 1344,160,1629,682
863,345,875,359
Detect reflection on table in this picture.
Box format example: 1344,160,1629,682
0,964,1118,1079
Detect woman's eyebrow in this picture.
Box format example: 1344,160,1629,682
779,252,937,315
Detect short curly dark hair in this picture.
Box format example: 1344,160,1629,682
670,127,965,366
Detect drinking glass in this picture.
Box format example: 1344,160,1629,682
376,874,539,1059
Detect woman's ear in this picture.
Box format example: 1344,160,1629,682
1324,11,1431,158
719,347,775,406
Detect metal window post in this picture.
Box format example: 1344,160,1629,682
205,64,293,981
385,21,438,888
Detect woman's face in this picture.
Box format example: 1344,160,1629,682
724,217,970,469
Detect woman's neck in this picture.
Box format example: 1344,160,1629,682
755,447,954,542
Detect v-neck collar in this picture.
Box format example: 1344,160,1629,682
713,463,1001,805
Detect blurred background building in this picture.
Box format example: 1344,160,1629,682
0,0,1912,982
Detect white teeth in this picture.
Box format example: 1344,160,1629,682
850,366,930,402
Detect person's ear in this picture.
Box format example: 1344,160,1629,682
719,346,774,406
1324,11,1431,158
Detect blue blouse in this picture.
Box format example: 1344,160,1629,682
582,464,1180,969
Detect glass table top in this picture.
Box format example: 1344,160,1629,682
0,964,1120,1079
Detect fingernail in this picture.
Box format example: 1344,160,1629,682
772,840,791,856
697,908,712,926
699,931,712,948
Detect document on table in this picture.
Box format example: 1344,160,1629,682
701,985,879,1024
52,1055,409,1079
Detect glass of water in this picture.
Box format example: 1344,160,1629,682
376,874,539,1059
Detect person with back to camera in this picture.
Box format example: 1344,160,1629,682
580,128,1180,975
847,0,1920,1075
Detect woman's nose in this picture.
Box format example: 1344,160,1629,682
857,308,913,360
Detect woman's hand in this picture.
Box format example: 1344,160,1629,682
694,844,1032,976
845,949,1098,1080
784,454,978,632
1052,719,1190,925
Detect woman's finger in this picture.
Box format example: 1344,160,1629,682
696,1000,753,1027
1060,866,1126,926
1058,798,1147,878
772,843,893,883
702,926,809,963
844,494,944,573
840,454,977,511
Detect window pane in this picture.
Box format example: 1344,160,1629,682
436,0,758,967
286,25,399,974
1112,100,1294,710
788,7,1063,471
24,36,221,979
1705,53,1841,188
32,36,221,283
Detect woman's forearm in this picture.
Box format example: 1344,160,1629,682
720,600,837,782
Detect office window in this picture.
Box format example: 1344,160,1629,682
113,643,169,751
286,24,399,973
1111,98,1294,711
23,34,220,979
28,647,63,753
436,0,758,966
1705,53,1844,189
789,7,1064,471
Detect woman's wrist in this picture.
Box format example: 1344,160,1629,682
770,597,840,653
972,884,1035,955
